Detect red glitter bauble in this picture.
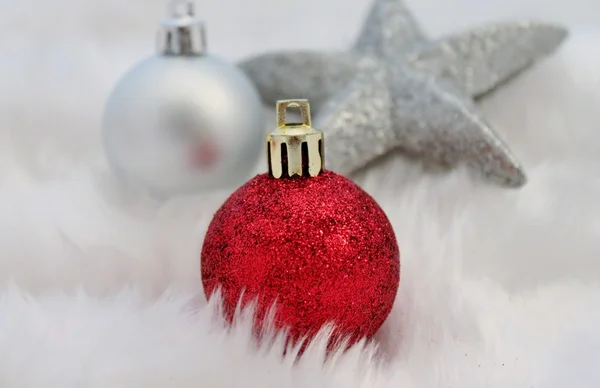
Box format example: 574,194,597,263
201,170,400,346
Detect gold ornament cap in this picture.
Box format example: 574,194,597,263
267,100,325,179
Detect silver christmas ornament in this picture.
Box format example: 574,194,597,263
103,0,264,196
240,0,568,187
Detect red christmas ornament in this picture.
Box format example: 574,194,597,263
201,100,400,347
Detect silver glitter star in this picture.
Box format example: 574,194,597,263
239,0,567,186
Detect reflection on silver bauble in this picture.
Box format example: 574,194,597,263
103,54,264,197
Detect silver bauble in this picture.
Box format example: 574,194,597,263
103,1,264,196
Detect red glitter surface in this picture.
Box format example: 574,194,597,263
201,170,400,347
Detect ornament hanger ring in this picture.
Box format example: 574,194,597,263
170,0,195,17
277,100,312,129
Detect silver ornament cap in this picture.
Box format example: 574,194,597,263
267,100,325,179
157,0,206,56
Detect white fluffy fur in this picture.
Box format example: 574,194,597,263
1,0,600,386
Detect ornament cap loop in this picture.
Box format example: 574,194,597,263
277,99,312,128
267,99,324,179
157,0,207,56
169,0,194,17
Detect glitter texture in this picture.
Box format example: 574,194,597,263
201,171,400,346
239,0,568,187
